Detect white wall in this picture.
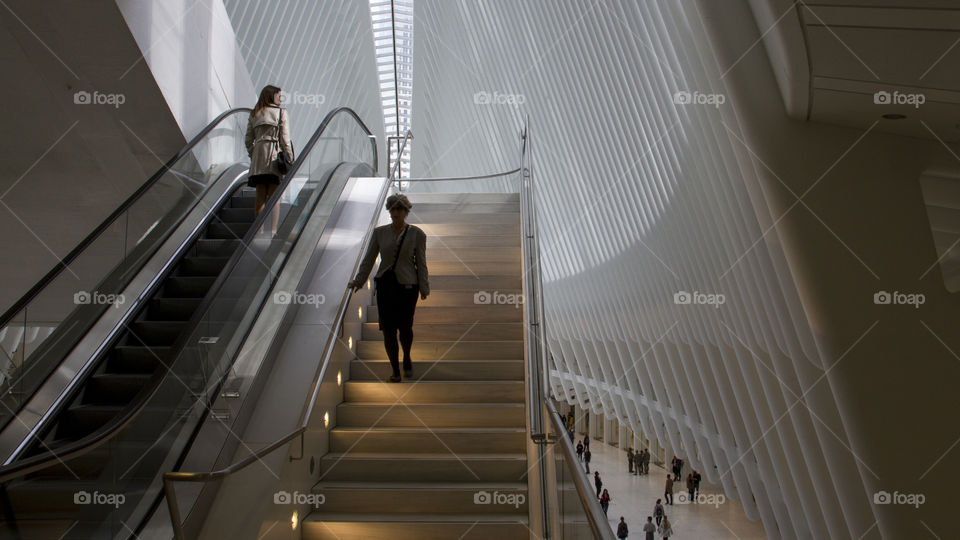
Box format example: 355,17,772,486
407,0,960,538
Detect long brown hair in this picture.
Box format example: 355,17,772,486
251,85,281,117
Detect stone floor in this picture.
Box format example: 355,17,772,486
575,433,767,539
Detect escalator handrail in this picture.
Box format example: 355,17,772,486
0,106,252,330
0,106,378,484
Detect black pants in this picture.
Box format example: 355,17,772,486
377,282,419,376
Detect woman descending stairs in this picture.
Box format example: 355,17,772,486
302,192,530,540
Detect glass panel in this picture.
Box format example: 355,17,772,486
0,110,251,429
0,109,376,537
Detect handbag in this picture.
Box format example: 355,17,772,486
274,108,294,175
374,225,410,294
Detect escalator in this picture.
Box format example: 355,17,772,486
0,106,379,539
18,185,256,459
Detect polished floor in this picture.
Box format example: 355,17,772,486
575,433,767,539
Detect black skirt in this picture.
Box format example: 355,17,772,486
247,173,280,187
376,279,419,331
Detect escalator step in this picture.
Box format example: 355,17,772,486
125,321,187,346
54,405,124,441
178,256,230,277
193,238,241,257
163,276,216,297
219,206,255,223
142,298,202,321
107,346,170,373
229,194,255,208
206,222,252,239
81,373,153,406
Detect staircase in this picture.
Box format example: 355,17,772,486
303,192,530,539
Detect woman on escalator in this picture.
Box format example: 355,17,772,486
349,194,430,383
245,85,294,219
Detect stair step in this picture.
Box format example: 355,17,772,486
229,194,255,208
82,373,152,405
426,235,520,248
53,405,123,441
336,402,525,427
427,246,521,263
177,256,230,277
357,340,523,360
418,223,520,237
429,275,522,290
218,206,255,222
206,222,250,240
427,261,520,275
343,381,524,404
367,306,522,323
380,290,524,307
318,453,528,482
410,201,520,214
192,238,241,257
162,276,216,298
302,512,529,540
329,427,526,453
107,346,169,373
309,482,528,515
142,298,202,321
411,212,519,225
349,359,524,382
402,193,519,204
124,320,187,346
361,322,521,341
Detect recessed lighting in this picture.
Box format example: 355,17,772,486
882,113,906,120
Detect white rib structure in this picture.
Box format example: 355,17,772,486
223,0,385,165
405,1,877,538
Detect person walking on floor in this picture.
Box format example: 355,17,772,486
627,448,634,473
664,474,674,505
643,516,657,540
686,473,695,503
585,447,592,473
659,515,674,539
644,449,651,474
617,516,630,539
653,499,665,526
693,469,702,496
674,457,683,481
349,194,429,383
576,441,584,461
600,488,611,515
568,428,575,443
594,471,602,498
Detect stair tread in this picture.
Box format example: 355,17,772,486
314,481,527,489
340,402,523,406
323,452,527,459
303,512,528,523
332,426,525,432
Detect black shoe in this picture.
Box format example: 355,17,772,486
389,374,401,383
404,367,413,378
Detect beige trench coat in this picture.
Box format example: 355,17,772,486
244,106,293,177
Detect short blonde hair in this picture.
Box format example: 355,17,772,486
385,194,412,211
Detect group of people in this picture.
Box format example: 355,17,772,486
246,85,431,385
576,436,593,472
626,447,651,475
616,501,674,539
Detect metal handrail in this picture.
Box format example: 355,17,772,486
162,162,527,538
0,107,252,329
0,107,377,484
163,174,393,540
402,167,520,182
546,399,618,540
388,129,413,181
